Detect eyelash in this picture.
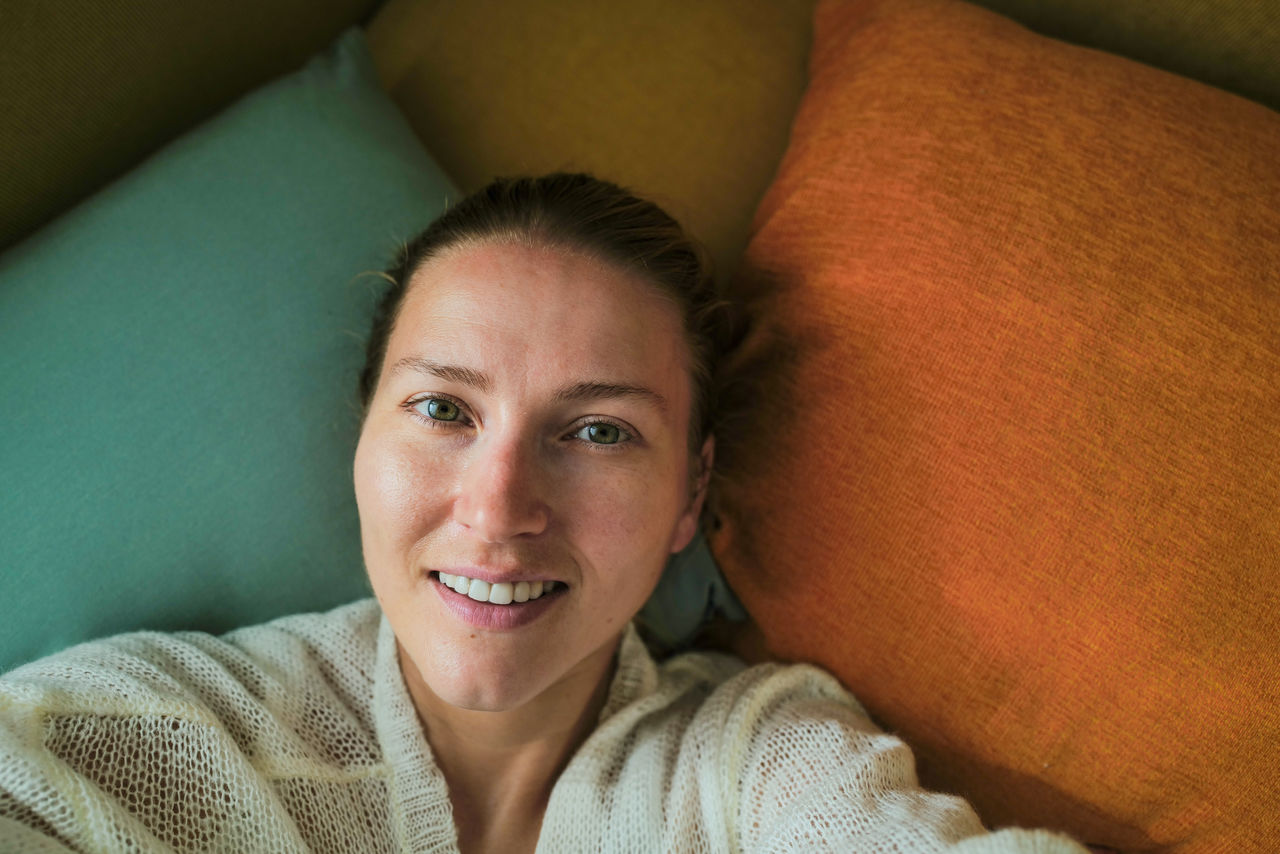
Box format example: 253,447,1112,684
401,393,474,430
399,395,636,451
568,418,634,452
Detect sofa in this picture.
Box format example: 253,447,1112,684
3,1,1277,852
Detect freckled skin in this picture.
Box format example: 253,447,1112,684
353,240,711,717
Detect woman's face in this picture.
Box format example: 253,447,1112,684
354,240,707,713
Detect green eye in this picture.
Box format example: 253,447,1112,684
583,423,623,445
423,398,460,421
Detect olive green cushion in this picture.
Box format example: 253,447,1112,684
0,30,454,671
0,0,381,251
973,0,1280,112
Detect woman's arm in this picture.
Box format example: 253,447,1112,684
0,814,79,853
715,662,1089,853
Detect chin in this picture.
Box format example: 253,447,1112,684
447,693,531,714
434,670,548,713
427,631,624,715
417,642,552,709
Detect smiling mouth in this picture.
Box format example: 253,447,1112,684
431,571,563,605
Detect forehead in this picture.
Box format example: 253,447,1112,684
388,240,692,402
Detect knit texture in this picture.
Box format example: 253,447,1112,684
1,599,1085,852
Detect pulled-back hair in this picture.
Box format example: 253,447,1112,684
358,173,731,454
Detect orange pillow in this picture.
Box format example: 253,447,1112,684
710,1,1280,852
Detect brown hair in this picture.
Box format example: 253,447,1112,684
357,173,734,455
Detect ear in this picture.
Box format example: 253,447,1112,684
669,434,716,554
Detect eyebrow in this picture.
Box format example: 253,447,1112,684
390,356,492,392
554,381,669,414
389,356,668,413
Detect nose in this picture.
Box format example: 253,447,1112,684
453,432,550,542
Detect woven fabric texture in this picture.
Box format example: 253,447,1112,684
709,0,1280,851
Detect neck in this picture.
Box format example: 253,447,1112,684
397,632,622,851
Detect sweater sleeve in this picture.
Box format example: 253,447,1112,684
0,602,391,854
718,663,1088,853
0,631,304,854
0,816,78,853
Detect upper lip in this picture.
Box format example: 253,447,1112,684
430,567,564,585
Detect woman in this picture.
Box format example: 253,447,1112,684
0,174,1086,852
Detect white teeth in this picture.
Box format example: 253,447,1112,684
488,582,514,605
438,573,557,604
466,579,490,602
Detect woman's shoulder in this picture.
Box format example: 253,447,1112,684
592,626,877,783
0,599,391,851
651,638,868,726
555,633,942,849
0,597,383,726
588,636,1087,852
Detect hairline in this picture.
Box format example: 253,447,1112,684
365,215,711,455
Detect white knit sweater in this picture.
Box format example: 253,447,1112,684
0,599,1085,853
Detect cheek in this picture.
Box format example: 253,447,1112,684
558,457,688,561
354,430,452,552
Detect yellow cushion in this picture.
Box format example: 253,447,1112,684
710,0,1280,850
364,0,816,279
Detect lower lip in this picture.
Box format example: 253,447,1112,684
431,574,564,630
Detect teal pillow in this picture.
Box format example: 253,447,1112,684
0,30,454,670
638,532,746,654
